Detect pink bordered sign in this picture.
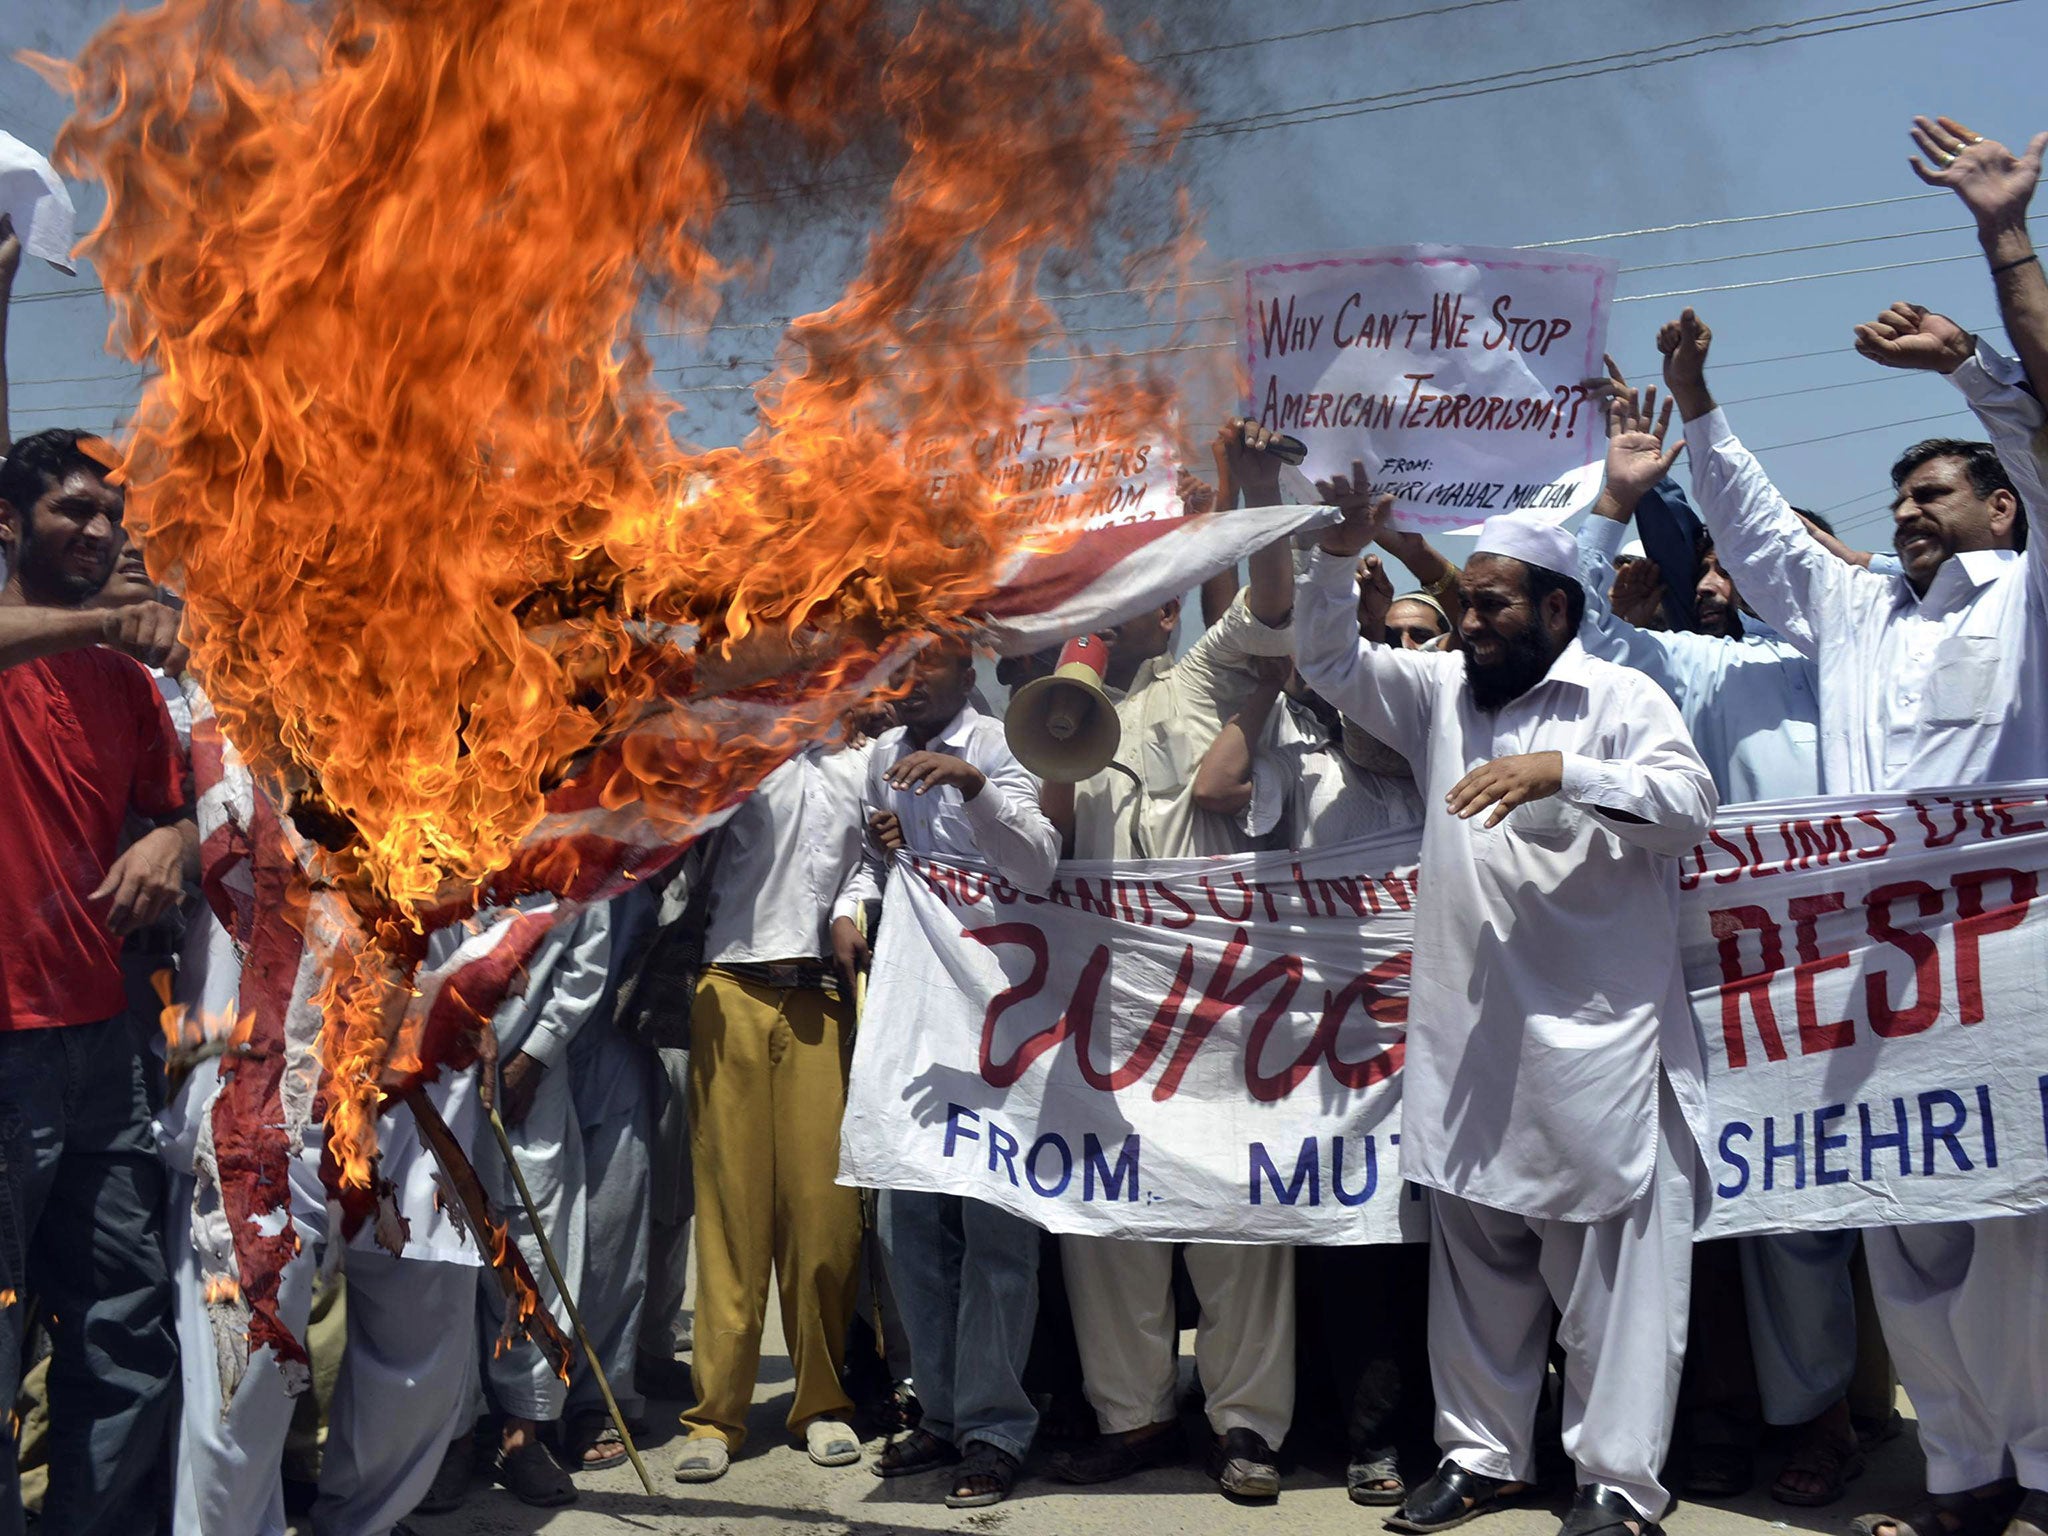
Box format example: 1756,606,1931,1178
1243,244,1618,534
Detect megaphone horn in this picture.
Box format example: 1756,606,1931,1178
1004,634,1122,784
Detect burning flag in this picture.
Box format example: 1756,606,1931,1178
30,0,1244,1377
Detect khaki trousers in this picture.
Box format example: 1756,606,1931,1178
680,969,861,1450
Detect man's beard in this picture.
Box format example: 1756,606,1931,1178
1464,625,1563,713
19,541,114,604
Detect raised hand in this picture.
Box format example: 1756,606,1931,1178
1853,302,1975,374
1312,461,1394,558
1356,553,1396,639
1909,116,2045,232
1609,556,1668,630
1657,308,1715,421
1221,416,1284,506
1602,389,1682,514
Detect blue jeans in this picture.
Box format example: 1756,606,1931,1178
0,1015,177,1536
879,1191,1040,1460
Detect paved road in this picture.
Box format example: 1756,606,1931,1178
388,1309,1926,1536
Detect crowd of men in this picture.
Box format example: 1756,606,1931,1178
0,114,2043,1536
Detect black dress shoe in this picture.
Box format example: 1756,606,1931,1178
1557,1484,1663,1536
1387,1459,1531,1533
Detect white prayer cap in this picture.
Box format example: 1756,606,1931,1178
1470,511,1578,582
1617,538,1648,563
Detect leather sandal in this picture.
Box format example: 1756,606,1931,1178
871,1427,961,1478
1348,1448,1407,1507
1854,1486,2025,1536
945,1443,1022,1509
1770,1432,1864,1507
1558,1485,1662,1536
1388,1460,1532,1533
1207,1426,1280,1502
496,1439,578,1508
563,1408,628,1471
2006,1489,2048,1536
1047,1421,1184,1485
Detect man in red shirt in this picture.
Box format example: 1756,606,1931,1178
0,428,192,1536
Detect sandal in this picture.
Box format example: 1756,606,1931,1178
495,1439,578,1508
563,1409,628,1472
1388,1460,1532,1533
1046,1421,1183,1485
871,1427,960,1478
1559,1485,1662,1536
1770,1432,1864,1507
1679,1443,1754,1499
945,1443,1022,1509
1348,1448,1407,1507
1854,1487,2025,1536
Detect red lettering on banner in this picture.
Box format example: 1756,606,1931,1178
1787,892,1854,1054
1951,867,2036,1026
1199,873,1257,923
1991,797,2048,837
1154,928,1300,1101
1153,881,1197,929
1320,954,1412,1089
1855,810,1897,860
1914,800,1969,848
1864,881,1943,1037
1785,816,1855,872
970,924,1065,1087
1075,945,1192,1091
1708,827,1752,884
1712,905,1788,1069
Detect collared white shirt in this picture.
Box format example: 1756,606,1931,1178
1243,697,1425,850
1576,515,1821,803
1071,591,1296,860
835,703,1059,917
705,743,872,965
1296,551,1718,1221
1682,339,2048,795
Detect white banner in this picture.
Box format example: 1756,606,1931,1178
1242,244,1617,534
919,399,1181,539
840,784,2048,1243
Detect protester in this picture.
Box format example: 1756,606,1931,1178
0,214,17,459
467,900,615,1505
837,637,1059,1508
1657,115,2046,1536
0,429,188,1536
670,736,874,1484
1038,419,1302,1503
1296,488,1717,1536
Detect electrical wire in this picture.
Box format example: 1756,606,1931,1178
1146,0,1527,61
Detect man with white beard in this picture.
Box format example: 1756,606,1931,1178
1294,490,1717,1536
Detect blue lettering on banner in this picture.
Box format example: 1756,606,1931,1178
1814,1103,1849,1186
1717,1083,2006,1200
1718,1121,1753,1197
1250,1136,1389,1207
1084,1133,1140,1202
943,1105,1138,1203
1026,1134,1073,1197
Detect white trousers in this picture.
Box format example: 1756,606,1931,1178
1863,1212,2048,1494
1060,1236,1295,1446
1429,1081,1695,1521
171,1159,479,1536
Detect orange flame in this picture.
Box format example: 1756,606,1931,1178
203,1276,243,1306
40,0,1187,1179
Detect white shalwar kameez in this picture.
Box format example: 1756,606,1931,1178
1295,551,1718,1519
1683,339,2048,1496
1056,593,1303,1450
163,962,482,1536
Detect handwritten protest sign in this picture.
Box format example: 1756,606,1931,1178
840,783,2048,1244
1243,245,1618,533
918,399,1181,538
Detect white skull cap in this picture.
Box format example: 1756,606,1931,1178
1471,511,1579,582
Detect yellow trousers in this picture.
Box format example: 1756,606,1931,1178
681,969,861,1450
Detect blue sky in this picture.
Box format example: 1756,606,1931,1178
5,0,2043,579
